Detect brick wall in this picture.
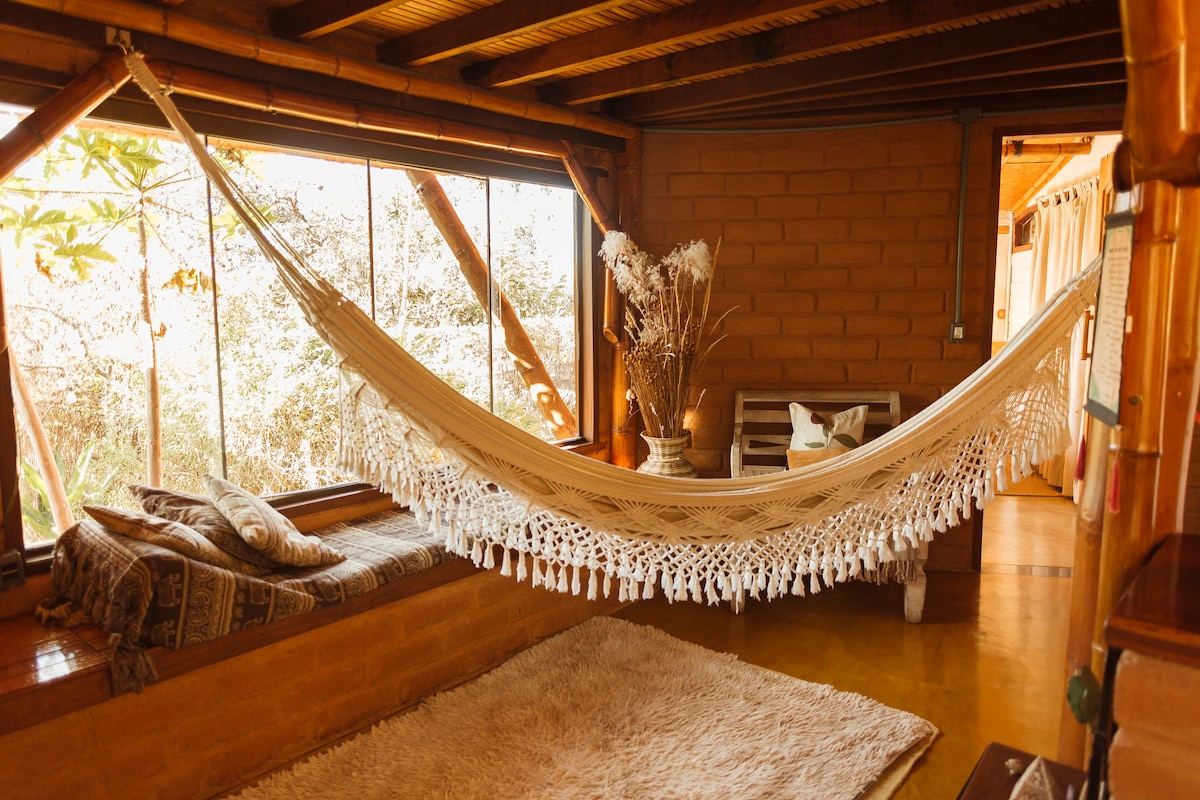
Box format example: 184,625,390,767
640,121,993,476
638,109,1123,569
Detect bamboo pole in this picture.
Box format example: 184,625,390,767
609,135,643,469
1157,186,1200,532
0,50,131,550
0,49,130,183
0,271,20,556
1113,0,1199,190
1089,180,1176,684
561,142,623,345
1062,0,1200,770
144,61,569,161
8,357,73,534
406,170,578,441
7,0,637,142
1059,412,1114,767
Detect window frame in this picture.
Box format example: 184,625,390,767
3,97,600,572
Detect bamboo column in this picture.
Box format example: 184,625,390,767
406,170,578,441
6,0,636,141
562,142,622,345
609,135,644,469
1155,0,1200,532
1059,412,1115,766
1157,186,1200,532
561,139,642,468
1060,0,1200,766
1088,176,1175,684
0,49,130,183
0,50,131,555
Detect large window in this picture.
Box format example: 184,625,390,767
0,109,582,546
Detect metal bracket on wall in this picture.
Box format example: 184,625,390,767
0,549,25,590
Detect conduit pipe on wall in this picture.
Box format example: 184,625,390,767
952,108,982,342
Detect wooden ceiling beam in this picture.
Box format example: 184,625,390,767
658,84,1126,129
1002,141,1096,160
678,34,1123,123
460,0,844,88
656,66,1126,127
611,1,1123,122
3,0,638,140
378,0,626,67
272,0,408,41
542,0,1053,106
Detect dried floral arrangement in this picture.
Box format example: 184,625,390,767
599,231,727,439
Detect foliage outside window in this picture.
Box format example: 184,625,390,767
0,109,580,546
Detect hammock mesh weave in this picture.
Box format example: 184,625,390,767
127,52,1099,606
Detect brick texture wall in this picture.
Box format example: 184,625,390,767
640,121,993,475
637,110,1123,569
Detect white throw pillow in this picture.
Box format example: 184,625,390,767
789,403,867,451
204,474,345,567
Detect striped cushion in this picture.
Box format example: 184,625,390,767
83,504,271,576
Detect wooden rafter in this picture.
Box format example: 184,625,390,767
4,0,638,141
660,36,1124,125
378,0,627,67
689,64,1127,127
0,49,131,183
611,1,1123,122
460,0,845,88
542,0,1053,106
272,0,407,40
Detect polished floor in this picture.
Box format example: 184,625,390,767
616,479,1080,799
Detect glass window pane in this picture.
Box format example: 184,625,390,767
489,180,579,440
0,105,584,546
0,115,218,541
208,146,367,494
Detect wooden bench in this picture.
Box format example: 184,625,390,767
730,389,926,623
731,389,903,477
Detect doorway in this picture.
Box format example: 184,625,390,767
982,130,1120,576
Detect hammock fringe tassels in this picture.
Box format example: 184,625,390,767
124,51,1099,607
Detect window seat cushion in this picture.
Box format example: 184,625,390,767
42,507,452,692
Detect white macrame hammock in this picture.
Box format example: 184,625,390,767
126,53,1099,606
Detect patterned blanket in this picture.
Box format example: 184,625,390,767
44,509,451,692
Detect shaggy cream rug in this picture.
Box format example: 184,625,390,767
228,616,937,799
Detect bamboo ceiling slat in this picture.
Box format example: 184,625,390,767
6,0,637,141
145,59,570,159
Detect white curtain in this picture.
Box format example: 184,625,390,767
1028,176,1102,495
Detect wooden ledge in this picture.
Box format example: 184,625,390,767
0,556,481,737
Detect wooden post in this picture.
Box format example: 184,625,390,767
1059,413,1114,766
406,170,578,441
0,50,131,558
561,142,623,346
1060,1,1200,768
0,49,130,183
1157,186,1200,532
1089,178,1176,680
609,135,644,469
